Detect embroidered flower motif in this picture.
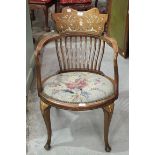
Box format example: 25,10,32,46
94,78,101,85
66,79,87,90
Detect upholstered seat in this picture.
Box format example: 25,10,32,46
43,72,114,103
59,0,91,4
29,0,52,4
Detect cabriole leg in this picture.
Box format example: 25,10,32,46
40,101,52,150
103,103,114,152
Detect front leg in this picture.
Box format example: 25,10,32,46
102,103,114,152
40,101,52,150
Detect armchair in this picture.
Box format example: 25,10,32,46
35,8,119,152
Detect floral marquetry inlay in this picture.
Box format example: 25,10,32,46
52,8,108,35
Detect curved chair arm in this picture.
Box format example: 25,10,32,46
100,34,119,98
34,32,61,94
35,32,119,98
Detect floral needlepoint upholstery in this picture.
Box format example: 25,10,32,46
43,72,114,103
29,0,52,4
60,0,92,4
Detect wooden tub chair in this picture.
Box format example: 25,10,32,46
35,8,119,152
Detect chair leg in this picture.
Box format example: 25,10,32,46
55,3,61,13
102,103,114,152
30,10,35,21
40,101,52,150
55,2,58,13
43,6,50,32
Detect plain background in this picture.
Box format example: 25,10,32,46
0,0,155,154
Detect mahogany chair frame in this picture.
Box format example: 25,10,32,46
35,32,119,152
28,0,57,32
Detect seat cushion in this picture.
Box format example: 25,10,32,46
43,72,114,103
29,0,52,4
60,0,92,4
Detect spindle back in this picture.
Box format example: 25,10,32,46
54,34,105,71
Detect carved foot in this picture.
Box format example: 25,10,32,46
44,143,51,150
105,144,111,152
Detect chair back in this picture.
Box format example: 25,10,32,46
52,8,108,35
54,34,105,71
50,8,108,71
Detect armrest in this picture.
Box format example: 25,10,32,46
35,32,60,56
34,32,60,94
100,34,119,98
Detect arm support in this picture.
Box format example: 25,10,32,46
101,34,119,98
35,33,119,98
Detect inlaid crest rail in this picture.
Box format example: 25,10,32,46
52,8,108,35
